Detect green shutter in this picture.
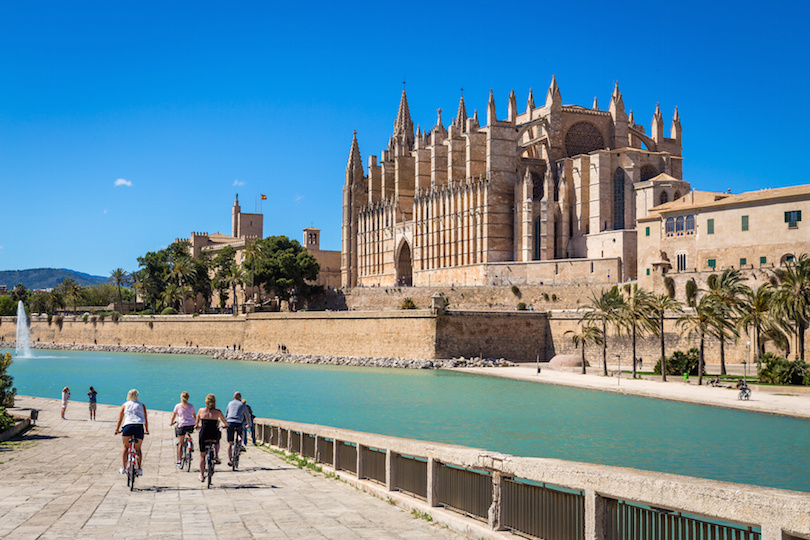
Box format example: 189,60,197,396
785,211,790,223
646,268,650,276
707,219,714,234
708,259,716,268
741,215,748,231
740,258,747,267
645,226,650,237
760,256,767,265
798,210,802,222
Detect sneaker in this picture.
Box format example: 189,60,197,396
214,457,221,464
241,445,247,452
136,469,143,476
227,461,233,467
176,461,182,468
119,468,126,474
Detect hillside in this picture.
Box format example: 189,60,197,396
0,268,107,290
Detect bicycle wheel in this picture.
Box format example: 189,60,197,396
232,438,240,471
128,462,136,491
206,451,213,488
184,442,192,472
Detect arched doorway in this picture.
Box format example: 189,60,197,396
396,242,413,286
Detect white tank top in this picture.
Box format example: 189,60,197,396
123,400,145,425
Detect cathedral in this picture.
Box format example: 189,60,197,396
341,77,689,288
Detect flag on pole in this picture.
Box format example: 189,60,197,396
261,194,267,200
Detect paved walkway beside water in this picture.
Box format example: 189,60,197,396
0,396,468,540
451,365,810,419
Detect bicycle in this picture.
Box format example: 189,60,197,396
202,439,218,488
738,384,751,401
179,431,194,472
231,429,242,471
125,435,138,491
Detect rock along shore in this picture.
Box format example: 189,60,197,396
0,341,515,370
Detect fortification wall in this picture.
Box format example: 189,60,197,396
436,311,549,361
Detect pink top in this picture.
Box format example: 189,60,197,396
172,402,196,427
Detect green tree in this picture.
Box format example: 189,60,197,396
212,246,237,312
649,293,683,382
223,263,245,313
169,257,194,314
0,352,16,407
772,254,810,362
161,283,182,312
12,283,27,304
565,325,603,375
738,284,787,366
706,268,749,375
619,284,657,379
581,287,624,376
137,250,171,313
242,238,265,303
678,293,729,385
48,289,65,314
254,236,320,303
109,268,131,307
189,255,212,312
58,278,83,313
29,291,50,314
0,296,16,316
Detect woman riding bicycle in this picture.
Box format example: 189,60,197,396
169,391,195,468
114,389,150,476
195,393,227,482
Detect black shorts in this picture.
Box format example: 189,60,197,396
175,424,194,437
122,424,144,440
227,422,243,442
199,429,221,449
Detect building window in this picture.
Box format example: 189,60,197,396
645,226,650,237
707,218,714,235
785,210,802,228
613,168,625,230
666,218,675,236
676,253,687,271
708,259,716,268
659,191,669,205
760,256,767,265
740,258,747,267
686,215,695,234
741,215,749,231
676,216,685,235
646,268,650,275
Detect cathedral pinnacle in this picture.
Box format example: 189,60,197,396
545,75,561,107
393,89,414,149
592,96,598,110
526,88,535,112
487,89,497,125
346,130,363,179
453,95,468,131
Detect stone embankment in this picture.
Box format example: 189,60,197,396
0,341,514,370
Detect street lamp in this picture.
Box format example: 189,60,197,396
616,354,621,386
743,341,750,386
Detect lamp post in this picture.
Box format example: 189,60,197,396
744,341,750,386
616,354,621,386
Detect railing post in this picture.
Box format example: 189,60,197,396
427,457,439,507
760,524,785,540
488,472,505,530
286,429,292,453
386,450,396,491
314,436,322,463
357,444,365,479
333,439,340,471
585,490,607,540
298,432,304,455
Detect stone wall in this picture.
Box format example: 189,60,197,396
436,311,549,361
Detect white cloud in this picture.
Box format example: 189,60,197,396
115,178,133,187
103,209,108,214
233,179,245,187
294,194,304,203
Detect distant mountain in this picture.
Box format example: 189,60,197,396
0,268,107,290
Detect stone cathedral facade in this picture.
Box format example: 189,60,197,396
341,78,690,288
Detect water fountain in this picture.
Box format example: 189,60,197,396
16,301,31,358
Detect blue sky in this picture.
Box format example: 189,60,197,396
1,1,808,277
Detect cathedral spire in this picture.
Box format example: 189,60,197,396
392,89,414,149
652,102,664,143
508,89,517,123
592,96,599,110
453,95,467,131
526,88,535,112
610,82,625,113
472,109,479,128
671,106,682,141
487,89,497,125
545,75,561,107
345,130,363,183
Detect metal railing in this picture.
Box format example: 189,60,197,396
278,428,287,448
394,454,427,499
317,438,333,465
361,446,386,484
606,499,761,540
291,431,301,453
436,462,491,521
503,478,584,540
338,441,357,474
302,434,316,459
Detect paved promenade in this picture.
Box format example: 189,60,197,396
0,396,466,540
451,365,810,419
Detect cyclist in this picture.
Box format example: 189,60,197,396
195,393,227,482
225,392,248,467
114,389,149,476
169,391,196,468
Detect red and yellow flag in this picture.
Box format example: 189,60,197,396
261,194,267,200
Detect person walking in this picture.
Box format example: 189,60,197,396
114,389,149,477
169,391,196,468
87,386,98,421
225,392,248,466
242,399,256,446
60,387,70,420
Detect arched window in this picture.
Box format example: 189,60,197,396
666,218,675,236
640,164,659,181
613,168,625,230
534,217,542,260
564,122,605,157
673,191,681,200
659,191,669,205
686,215,695,234
676,216,685,235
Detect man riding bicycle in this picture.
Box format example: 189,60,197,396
225,392,248,467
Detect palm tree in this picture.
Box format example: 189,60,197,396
772,254,810,362
619,284,657,378
678,293,729,385
59,278,82,314
737,283,788,366
649,293,683,381
581,287,624,376
223,263,245,314
169,258,194,314
130,272,146,313
161,284,182,312
108,268,131,307
565,325,603,375
48,290,65,314
242,239,265,303
706,268,749,375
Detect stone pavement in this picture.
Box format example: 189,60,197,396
451,365,810,419
0,396,468,539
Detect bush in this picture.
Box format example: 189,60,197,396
542,293,550,301
664,277,675,299
517,302,527,310
0,407,14,432
54,315,63,330
654,348,699,376
1,352,16,408
161,307,178,315
551,294,557,302
401,298,416,310
47,313,53,326
758,353,808,386
111,311,120,323
97,313,106,323
82,314,89,323
511,285,521,297
685,279,698,305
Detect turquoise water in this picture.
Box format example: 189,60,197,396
6,348,810,493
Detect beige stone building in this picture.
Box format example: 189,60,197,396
638,184,810,295
341,78,686,288
303,227,341,289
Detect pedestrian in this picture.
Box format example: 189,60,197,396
88,386,98,421
61,386,70,419
241,399,256,445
